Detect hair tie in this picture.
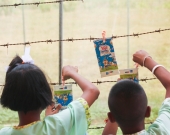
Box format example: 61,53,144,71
22,46,34,64
152,65,164,74
143,55,152,67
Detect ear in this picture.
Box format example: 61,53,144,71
145,106,151,118
107,112,116,123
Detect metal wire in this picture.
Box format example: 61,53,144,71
0,77,157,86
0,28,169,47
49,77,156,85
0,0,83,8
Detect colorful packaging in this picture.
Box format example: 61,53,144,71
93,37,119,77
53,85,73,106
119,68,139,83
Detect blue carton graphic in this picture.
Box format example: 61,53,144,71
54,85,73,106
93,37,119,77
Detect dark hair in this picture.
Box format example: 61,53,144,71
108,80,147,127
1,55,53,113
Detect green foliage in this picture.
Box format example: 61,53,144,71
0,0,60,14
1,0,170,16
39,4,51,12
0,106,18,125
35,0,59,12
109,0,170,9
0,0,14,15
63,2,77,12
164,1,170,9
28,0,54,12
155,43,170,66
109,0,125,9
88,128,103,135
0,106,45,127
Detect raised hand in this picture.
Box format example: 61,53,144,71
62,65,78,81
133,50,151,66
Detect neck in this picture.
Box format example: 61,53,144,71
18,109,41,126
121,121,145,134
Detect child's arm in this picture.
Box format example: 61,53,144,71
133,50,170,98
62,65,100,107
102,119,118,135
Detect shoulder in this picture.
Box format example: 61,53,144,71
69,98,89,109
69,98,91,127
46,98,91,127
43,98,91,134
160,98,170,108
158,98,170,117
0,127,12,134
147,98,170,133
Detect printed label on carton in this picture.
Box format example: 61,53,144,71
119,68,139,83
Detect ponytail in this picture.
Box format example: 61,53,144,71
7,55,23,74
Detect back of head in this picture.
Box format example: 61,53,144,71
1,55,53,113
108,80,147,127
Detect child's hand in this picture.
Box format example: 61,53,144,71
62,65,78,81
45,104,62,116
134,63,140,68
133,50,150,66
117,78,121,82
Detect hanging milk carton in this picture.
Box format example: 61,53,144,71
93,37,119,77
119,68,139,83
53,85,73,106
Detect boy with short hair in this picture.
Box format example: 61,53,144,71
102,50,170,135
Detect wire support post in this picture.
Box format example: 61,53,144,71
127,0,130,68
58,0,63,84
